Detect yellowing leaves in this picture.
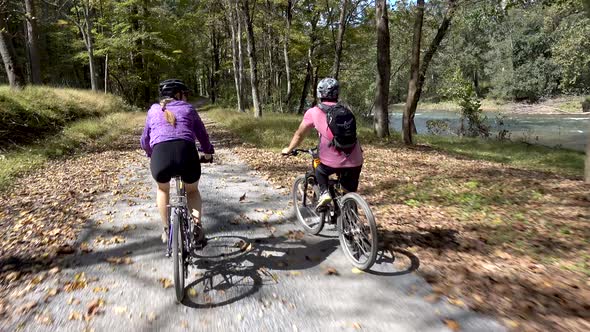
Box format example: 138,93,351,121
64,272,88,292
158,278,173,289
105,256,133,265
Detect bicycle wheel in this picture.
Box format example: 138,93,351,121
338,193,378,270
172,210,185,302
292,175,324,235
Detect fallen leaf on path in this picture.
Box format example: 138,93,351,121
80,242,92,253
188,288,198,297
324,267,339,276
180,320,189,328
443,319,461,331
17,301,38,314
44,288,59,302
30,274,45,285
67,296,80,305
289,271,302,276
352,322,362,330
5,271,21,283
286,230,305,240
351,268,364,274
68,311,82,321
448,298,465,307
64,272,87,292
147,312,157,322
158,278,173,289
36,313,53,325
105,256,133,265
86,298,105,317
92,287,109,293
423,293,440,303
113,306,127,315
239,193,246,202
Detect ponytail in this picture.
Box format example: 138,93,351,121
160,98,176,126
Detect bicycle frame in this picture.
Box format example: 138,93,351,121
167,177,191,257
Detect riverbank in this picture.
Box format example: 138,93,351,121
392,95,590,114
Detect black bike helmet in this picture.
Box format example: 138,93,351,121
159,79,189,98
316,77,339,100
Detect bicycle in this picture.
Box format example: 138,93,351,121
287,148,378,270
166,155,213,302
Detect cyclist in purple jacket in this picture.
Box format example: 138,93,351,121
140,79,214,246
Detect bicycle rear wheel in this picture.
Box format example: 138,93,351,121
292,175,324,235
338,193,378,270
172,210,185,302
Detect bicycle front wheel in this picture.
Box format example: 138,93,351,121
172,211,185,302
338,193,378,270
292,175,324,235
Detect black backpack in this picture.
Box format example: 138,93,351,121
318,103,358,154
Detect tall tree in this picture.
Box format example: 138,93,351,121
584,0,590,183
24,0,42,84
226,0,245,112
331,0,347,79
240,0,262,117
373,0,390,138
402,0,457,144
297,7,320,114
0,5,25,88
283,0,294,106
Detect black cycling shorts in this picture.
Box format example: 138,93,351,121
315,163,362,192
150,139,201,184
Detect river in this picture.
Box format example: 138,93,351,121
390,111,590,152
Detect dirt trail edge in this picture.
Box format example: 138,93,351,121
1,122,505,332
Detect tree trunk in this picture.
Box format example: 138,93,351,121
104,53,108,93
78,3,98,92
297,10,319,114
331,0,347,79
298,58,312,114
209,26,220,104
236,1,246,108
226,0,245,112
373,0,390,138
0,18,25,88
24,0,42,84
402,0,424,145
403,0,456,144
241,0,262,117
283,0,293,106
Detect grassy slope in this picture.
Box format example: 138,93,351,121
0,86,142,189
206,108,584,177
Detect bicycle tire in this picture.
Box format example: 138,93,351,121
172,210,185,302
292,175,324,235
338,192,378,270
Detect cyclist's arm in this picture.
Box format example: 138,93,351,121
284,121,313,153
192,109,215,154
140,115,152,157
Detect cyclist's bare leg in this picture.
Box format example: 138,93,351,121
185,182,202,224
156,182,171,227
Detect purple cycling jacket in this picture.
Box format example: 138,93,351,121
140,100,214,157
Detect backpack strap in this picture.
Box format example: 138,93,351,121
317,102,338,113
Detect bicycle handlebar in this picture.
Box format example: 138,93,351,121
282,148,317,157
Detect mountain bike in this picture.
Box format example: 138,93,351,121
166,155,213,302
287,148,378,271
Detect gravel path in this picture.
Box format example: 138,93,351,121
3,143,506,332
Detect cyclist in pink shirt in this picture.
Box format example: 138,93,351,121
282,78,363,209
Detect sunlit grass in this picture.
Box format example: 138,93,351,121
0,112,144,190
208,107,584,177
